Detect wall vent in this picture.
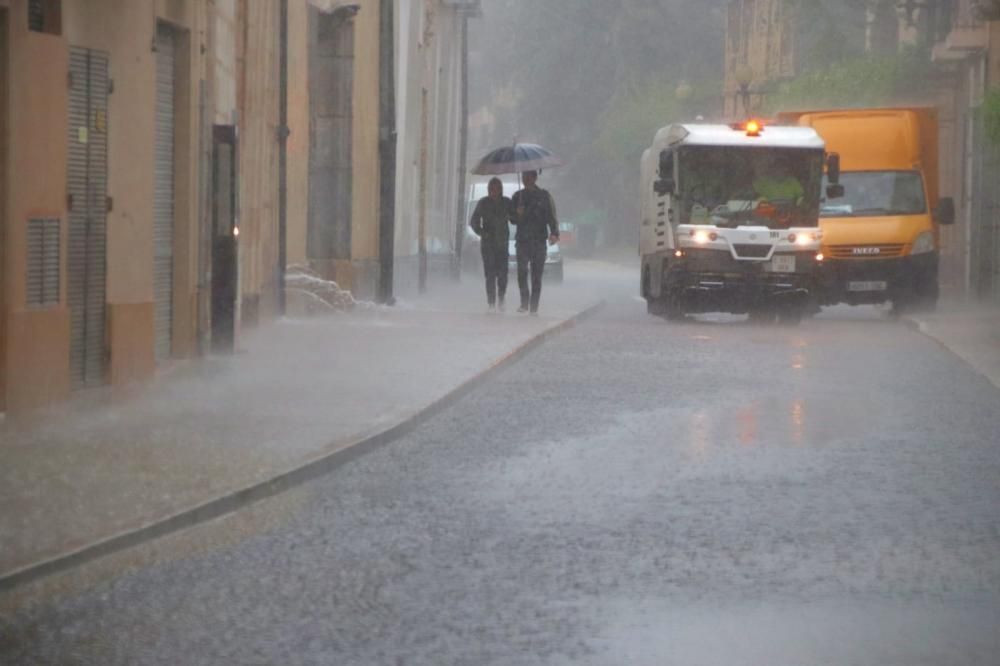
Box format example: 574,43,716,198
28,0,61,35
26,218,61,307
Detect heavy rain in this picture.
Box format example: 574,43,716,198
1,0,1000,664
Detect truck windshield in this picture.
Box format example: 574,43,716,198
679,147,823,229
820,171,927,217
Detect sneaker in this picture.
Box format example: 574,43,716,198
497,299,505,312
517,306,529,314
529,310,539,317
488,303,496,313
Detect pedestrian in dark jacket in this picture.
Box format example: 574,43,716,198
469,177,513,311
511,170,559,314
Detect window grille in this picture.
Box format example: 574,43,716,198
28,0,44,31
26,218,61,307
28,0,61,35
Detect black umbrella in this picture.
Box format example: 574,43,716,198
471,142,563,176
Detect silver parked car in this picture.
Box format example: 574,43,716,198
508,239,563,284
463,179,564,283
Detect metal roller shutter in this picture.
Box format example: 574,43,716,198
67,46,108,389
154,25,175,361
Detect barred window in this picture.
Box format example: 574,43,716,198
26,218,61,307
28,0,61,35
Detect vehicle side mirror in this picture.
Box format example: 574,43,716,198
654,177,675,196
936,196,956,226
826,153,841,185
826,184,845,199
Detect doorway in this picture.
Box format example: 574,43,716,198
307,9,354,265
211,125,237,353
66,45,109,389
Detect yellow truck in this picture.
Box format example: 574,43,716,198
776,107,955,312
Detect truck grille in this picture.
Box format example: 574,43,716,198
732,244,773,259
828,244,905,259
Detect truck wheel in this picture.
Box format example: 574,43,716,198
748,307,776,324
777,306,804,326
646,295,684,320
913,279,939,312
895,274,939,314
642,266,664,316
663,299,685,321
894,296,937,315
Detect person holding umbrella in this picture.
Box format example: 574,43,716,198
469,177,513,311
512,170,559,315
471,142,563,315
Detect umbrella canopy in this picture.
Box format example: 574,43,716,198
472,143,563,176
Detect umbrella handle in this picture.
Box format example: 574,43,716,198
513,135,519,185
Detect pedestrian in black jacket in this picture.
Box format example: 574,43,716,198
469,177,513,311
511,170,559,314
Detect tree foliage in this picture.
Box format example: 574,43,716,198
783,0,870,70
469,0,727,243
985,89,1000,147
765,1,945,113
765,52,928,112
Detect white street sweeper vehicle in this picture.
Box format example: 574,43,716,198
639,119,843,323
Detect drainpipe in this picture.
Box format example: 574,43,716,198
377,0,397,305
452,11,469,282
418,88,428,293
277,0,289,316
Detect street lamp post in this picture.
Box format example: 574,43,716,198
896,0,929,27
675,80,693,101
675,80,693,102
896,0,952,46
733,64,754,117
675,80,694,121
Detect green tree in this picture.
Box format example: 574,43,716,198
767,1,939,112
985,89,1000,146
469,0,727,245
783,0,870,69
765,52,927,112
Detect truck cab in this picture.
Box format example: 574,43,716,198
640,121,834,323
776,108,955,312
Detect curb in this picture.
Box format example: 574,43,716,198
903,314,1000,391
0,301,606,593
900,315,926,335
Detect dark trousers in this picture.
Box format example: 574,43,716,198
516,240,547,312
481,245,508,306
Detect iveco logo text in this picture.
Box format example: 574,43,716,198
852,247,881,255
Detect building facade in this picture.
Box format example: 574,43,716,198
927,0,1000,303
723,0,797,118
2,0,211,415
394,0,476,293
722,0,1000,303
0,0,475,416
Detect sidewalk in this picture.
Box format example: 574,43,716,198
907,303,1000,390
0,272,605,588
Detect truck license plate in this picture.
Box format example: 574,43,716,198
769,255,796,273
847,281,888,292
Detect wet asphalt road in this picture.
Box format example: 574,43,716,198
3,270,1000,665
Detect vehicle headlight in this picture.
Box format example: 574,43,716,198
911,231,935,255
788,231,820,246
690,230,718,244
